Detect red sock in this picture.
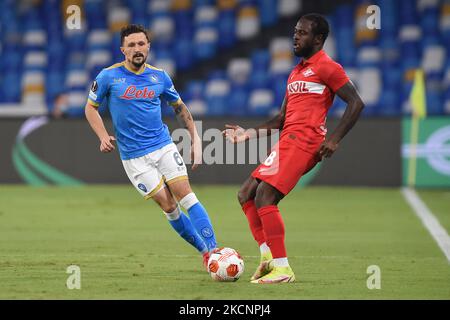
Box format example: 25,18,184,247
257,205,286,258
242,200,266,246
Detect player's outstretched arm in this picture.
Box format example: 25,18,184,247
85,102,116,153
318,81,364,160
223,96,287,143
172,100,201,170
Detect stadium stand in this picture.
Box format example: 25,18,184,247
0,0,448,117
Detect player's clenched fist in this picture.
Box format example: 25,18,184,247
317,139,338,160
100,135,116,153
222,124,250,143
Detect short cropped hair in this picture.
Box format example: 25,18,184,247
120,24,150,45
301,13,329,44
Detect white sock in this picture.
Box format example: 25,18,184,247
259,242,271,255
179,193,198,210
164,206,181,221
272,258,289,267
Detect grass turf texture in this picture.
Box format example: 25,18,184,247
0,185,449,299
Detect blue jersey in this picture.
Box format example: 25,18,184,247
87,62,181,160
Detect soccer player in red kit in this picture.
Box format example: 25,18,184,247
223,14,365,283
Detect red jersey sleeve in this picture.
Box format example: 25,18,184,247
318,61,350,93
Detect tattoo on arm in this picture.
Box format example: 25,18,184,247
174,103,192,129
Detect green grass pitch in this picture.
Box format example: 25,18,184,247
0,185,449,299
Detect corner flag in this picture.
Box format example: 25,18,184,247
407,69,427,187
409,69,427,118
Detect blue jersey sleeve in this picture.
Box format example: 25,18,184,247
87,69,109,107
161,71,181,106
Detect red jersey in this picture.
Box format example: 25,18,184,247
281,49,349,154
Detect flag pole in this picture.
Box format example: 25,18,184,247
407,68,427,188
407,115,419,187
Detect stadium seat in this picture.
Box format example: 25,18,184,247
228,84,249,115
87,30,112,51
108,6,131,33
227,58,251,85
356,47,382,68
65,69,89,91
204,78,230,115
278,0,301,17
421,45,446,76
271,73,289,106
251,50,271,71
186,99,208,116
148,0,171,18
194,27,218,60
151,16,175,44
357,68,382,115
217,9,236,48
249,69,270,90
183,80,205,101
87,50,112,78
2,72,22,102
323,32,337,60
23,30,47,52
258,0,278,27
24,51,48,72
236,6,259,39
85,0,107,29
0,0,447,116
46,71,65,102
195,5,218,28
22,71,46,105
248,89,274,115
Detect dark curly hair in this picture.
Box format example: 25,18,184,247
301,13,329,44
120,24,150,45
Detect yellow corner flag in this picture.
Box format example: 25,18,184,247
409,69,427,118
407,69,427,187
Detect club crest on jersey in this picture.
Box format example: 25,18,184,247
302,68,315,77
120,85,155,100
138,183,147,193
150,75,158,82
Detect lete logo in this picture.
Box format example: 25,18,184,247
402,125,450,176
120,85,155,100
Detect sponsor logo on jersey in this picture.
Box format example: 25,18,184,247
287,81,326,95
114,78,126,83
120,85,155,100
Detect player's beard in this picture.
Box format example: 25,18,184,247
131,53,147,68
294,45,314,58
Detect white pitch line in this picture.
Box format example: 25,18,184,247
402,187,450,263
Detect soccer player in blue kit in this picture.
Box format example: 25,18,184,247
85,24,217,269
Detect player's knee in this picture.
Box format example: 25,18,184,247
154,197,178,213
254,184,279,209
237,179,257,206
237,188,249,206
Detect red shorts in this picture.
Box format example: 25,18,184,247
252,137,320,195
